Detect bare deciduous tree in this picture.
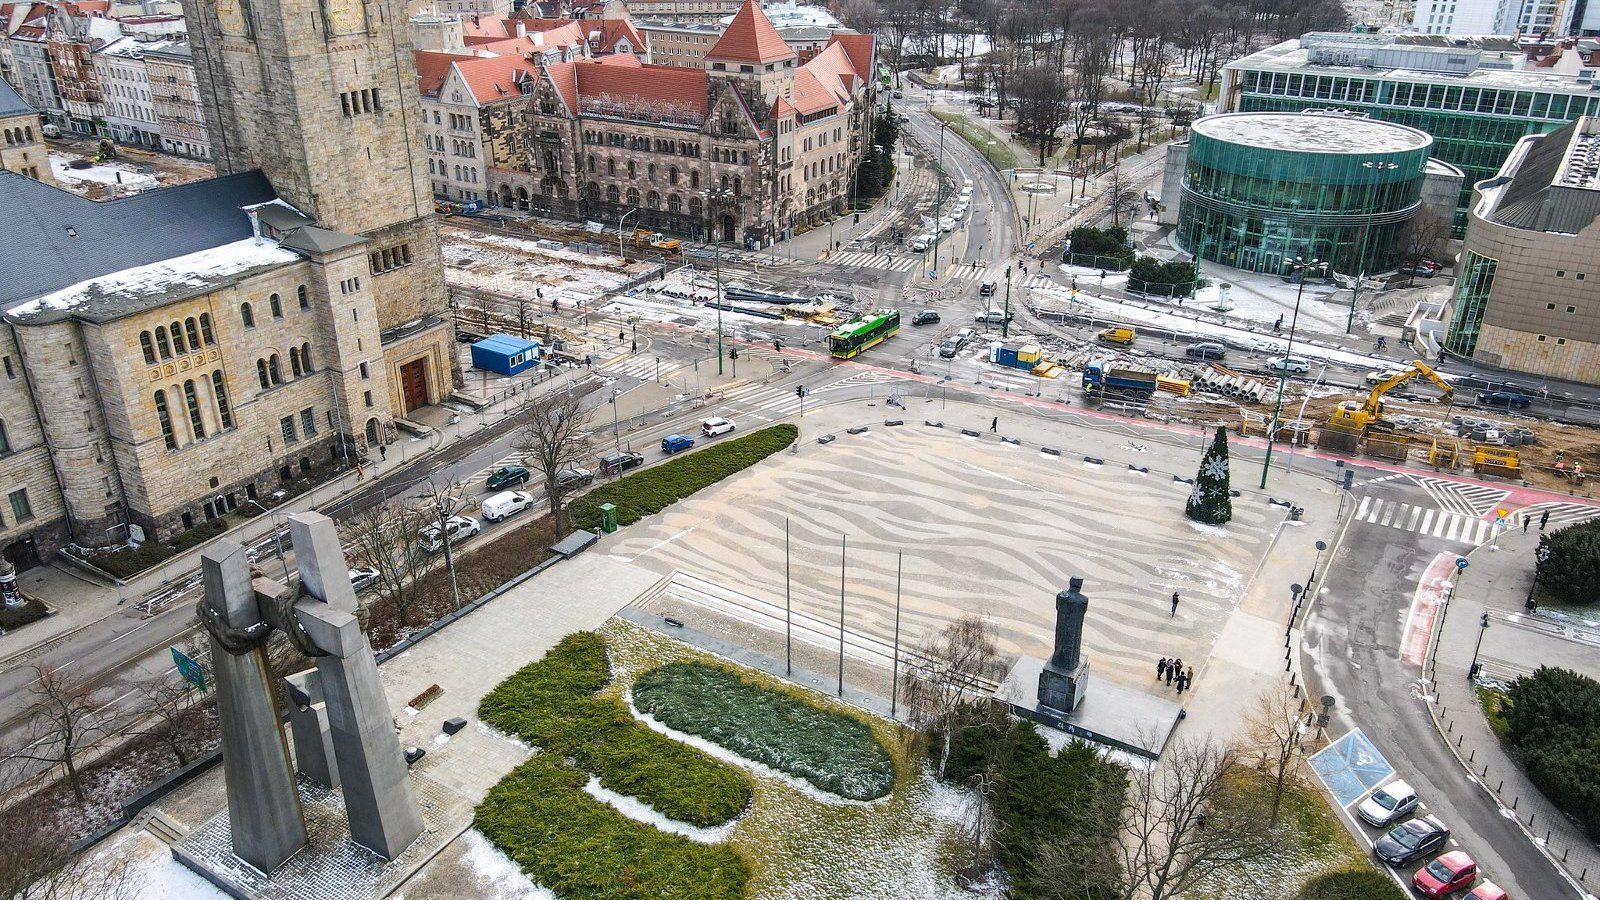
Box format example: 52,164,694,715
899,615,1007,779
126,668,209,768
1243,680,1310,828
1395,210,1453,270
1105,166,1143,229
413,476,471,611
0,806,140,900
1014,65,1072,163
9,666,119,803
514,387,593,532
1118,737,1284,900
344,499,434,627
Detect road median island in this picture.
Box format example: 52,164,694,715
568,424,798,531
929,111,1020,171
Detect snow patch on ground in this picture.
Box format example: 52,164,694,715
582,775,740,843
49,153,160,192
452,829,558,900
627,694,889,807
1186,519,1231,537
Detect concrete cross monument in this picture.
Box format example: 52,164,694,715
1037,576,1091,713
197,511,422,874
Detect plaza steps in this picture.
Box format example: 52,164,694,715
656,571,1001,694
135,809,189,845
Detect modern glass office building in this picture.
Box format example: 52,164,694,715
1220,33,1600,231
1175,113,1433,275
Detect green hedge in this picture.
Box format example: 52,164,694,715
1128,256,1196,297
1503,666,1600,840
478,633,751,828
569,424,797,531
1294,867,1407,900
87,518,231,579
632,662,895,801
1535,519,1600,605
477,754,748,900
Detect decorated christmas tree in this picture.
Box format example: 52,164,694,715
1186,426,1233,525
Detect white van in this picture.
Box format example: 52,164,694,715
481,490,534,522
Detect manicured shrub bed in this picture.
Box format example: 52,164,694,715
478,633,751,827
1295,867,1406,900
568,424,797,531
476,754,748,900
1503,665,1600,840
632,662,896,801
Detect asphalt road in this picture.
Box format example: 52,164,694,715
1304,473,1578,899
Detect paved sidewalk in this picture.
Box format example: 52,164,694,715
1426,522,1600,894
0,363,597,669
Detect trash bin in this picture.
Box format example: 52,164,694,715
599,502,618,534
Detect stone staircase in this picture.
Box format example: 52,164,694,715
134,808,189,845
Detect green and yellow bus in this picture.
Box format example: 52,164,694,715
829,309,900,359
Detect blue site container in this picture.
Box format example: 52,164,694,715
470,333,542,376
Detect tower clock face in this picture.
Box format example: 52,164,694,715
327,0,366,34
215,0,246,35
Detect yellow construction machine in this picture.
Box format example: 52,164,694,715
1326,359,1453,435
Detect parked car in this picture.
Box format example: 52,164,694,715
938,338,961,358
485,465,531,490
555,468,594,490
1478,390,1531,409
1098,326,1137,345
1463,882,1508,900
661,433,695,454
481,490,535,522
1358,779,1420,828
1412,851,1478,898
1373,815,1450,867
1365,369,1404,385
1400,258,1442,277
701,417,736,437
1185,341,1227,360
349,566,380,592
600,450,645,475
420,515,481,553
1264,355,1311,376
912,310,941,326
974,309,1011,325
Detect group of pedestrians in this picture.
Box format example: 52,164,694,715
1157,656,1195,694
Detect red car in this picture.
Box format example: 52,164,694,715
1464,883,1507,900
1413,851,1478,897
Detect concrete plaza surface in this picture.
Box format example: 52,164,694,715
612,398,1345,720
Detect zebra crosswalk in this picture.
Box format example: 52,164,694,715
1519,501,1600,530
1354,497,1494,545
825,250,918,273
1410,475,1508,518
717,380,804,421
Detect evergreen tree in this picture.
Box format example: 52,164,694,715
1185,427,1233,525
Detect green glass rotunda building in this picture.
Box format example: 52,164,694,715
1174,113,1435,276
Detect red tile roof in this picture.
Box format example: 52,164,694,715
545,57,709,118
827,33,875,83
546,61,579,114
789,41,855,114
456,53,537,103
707,0,794,64
588,18,646,55
414,50,458,97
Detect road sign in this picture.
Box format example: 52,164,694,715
1027,241,1036,251
171,646,206,693
1455,557,1469,570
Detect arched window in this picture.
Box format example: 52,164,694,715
269,354,283,384
289,347,303,377
140,331,156,365
733,176,742,197
269,293,283,318
626,187,640,206
669,166,679,185
297,285,308,309
690,196,703,217
154,326,172,359
300,343,313,373
211,370,233,430
241,302,254,328
648,163,656,181
257,359,270,391
170,321,185,354
668,193,682,213
0,419,9,454
720,174,729,190
690,169,700,189
646,191,660,210
606,185,620,203
182,379,205,439
153,391,176,449
199,313,214,345
184,317,200,350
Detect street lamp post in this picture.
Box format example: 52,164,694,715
1428,556,1469,677
1261,256,1326,489
1468,611,1490,681
1307,539,1328,587
1349,160,1399,333
245,499,290,581
618,207,641,259
929,120,951,284
609,389,620,449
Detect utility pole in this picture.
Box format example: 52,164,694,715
929,121,949,284
715,237,725,375
1002,264,1012,339
1261,257,1324,489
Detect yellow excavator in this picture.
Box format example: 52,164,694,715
1327,359,1454,434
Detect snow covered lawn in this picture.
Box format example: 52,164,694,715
49,153,159,193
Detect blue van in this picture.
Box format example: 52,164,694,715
661,433,695,454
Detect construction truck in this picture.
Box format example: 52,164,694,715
633,228,682,252
1082,361,1189,399
1326,359,1453,436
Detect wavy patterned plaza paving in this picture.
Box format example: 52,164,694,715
608,426,1276,688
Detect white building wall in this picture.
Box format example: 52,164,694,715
95,47,161,147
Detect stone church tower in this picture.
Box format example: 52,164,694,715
180,0,458,414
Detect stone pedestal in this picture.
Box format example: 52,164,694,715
1038,660,1090,714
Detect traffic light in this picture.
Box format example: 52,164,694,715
729,347,739,360
854,213,861,224
774,339,782,351
795,385,807,399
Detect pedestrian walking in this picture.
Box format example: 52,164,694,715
1157,657,1169,681
1164,664,1174,687
1170,591,1180,617
1176,672,1187,694
618,329,625,342
990,416,998,432
1540,509,1551,531
1523,514,1530,533
631,338,638,354
379,445,387,461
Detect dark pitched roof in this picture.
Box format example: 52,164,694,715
0,168,279,308
278,225,365,253
0,76,30,118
